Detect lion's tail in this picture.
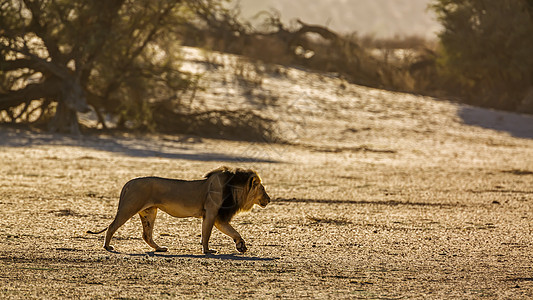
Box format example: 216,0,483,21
86,227,107,234
87,181,130,235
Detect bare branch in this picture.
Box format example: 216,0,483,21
0,58,44,72
22,0,63,62
0,77,61,111
0,44,70,79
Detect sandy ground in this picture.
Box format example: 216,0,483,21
1,49,532,299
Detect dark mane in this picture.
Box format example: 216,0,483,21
205,166,257,222
204,166,230,178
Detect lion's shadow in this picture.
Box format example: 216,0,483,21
128,251,277,261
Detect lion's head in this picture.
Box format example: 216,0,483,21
246,173,270,208
205,166,271,222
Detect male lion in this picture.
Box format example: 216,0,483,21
87,166,270,254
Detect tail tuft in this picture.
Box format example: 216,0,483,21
86,228,107,234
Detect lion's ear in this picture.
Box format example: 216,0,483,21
249,175,259,189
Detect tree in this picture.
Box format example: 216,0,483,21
431,0,533,110
0,0,191,134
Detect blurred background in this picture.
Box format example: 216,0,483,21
1,0,532,137
236,0,441,39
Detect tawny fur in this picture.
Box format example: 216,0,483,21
87,166,270,254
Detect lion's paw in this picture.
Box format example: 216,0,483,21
236,240,247,253
203,249,217,254
155,246,168,252
104,245,115,252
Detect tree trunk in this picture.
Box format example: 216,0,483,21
48,101,81,135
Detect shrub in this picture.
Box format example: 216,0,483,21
431,0,533,111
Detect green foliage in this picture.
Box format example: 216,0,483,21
431,0,533,110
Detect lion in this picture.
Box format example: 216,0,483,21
87,166,270,254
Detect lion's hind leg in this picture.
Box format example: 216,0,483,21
139,207,168,252
104,200,147,252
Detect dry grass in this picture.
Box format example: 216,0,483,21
1,52,533,298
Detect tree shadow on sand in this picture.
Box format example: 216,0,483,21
0,127,279,163
458,106,533,139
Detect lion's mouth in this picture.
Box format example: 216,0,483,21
258,194,270,208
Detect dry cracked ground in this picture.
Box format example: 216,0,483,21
1,49,532,299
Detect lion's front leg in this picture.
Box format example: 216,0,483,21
215,220,247,253
201,211,217,254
